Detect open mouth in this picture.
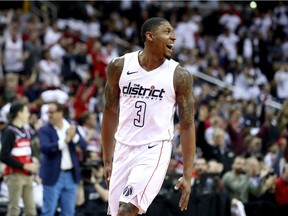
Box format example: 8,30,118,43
166,44,173,50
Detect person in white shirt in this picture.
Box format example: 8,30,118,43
44,21,62,47
2,22,29,75
219,12,241,33
174,14,199,52
216,28,239,62
274,63,288,102
38,49,61,88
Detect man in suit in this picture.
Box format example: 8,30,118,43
38,102,87,216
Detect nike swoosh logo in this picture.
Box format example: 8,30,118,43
127,71,138,75
148,144,157,149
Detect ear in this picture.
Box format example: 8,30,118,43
146,32,154,42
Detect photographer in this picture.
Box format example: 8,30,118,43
76,159,108,216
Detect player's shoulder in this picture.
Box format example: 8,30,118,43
108,56,125,70
108,51,138,68
106,56,124,79
108,51,140,75
174,65,192,80
173,64,193,92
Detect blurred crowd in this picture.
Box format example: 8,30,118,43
0,1,288,216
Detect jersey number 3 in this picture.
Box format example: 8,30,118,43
134,101,146,127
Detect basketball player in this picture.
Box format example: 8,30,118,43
101,17,196,216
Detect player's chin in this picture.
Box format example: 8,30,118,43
164,53,172,60
165,47,174,59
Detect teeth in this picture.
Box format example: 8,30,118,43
167,44,174,49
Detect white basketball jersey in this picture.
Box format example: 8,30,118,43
115,51,179,145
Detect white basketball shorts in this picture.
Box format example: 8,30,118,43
108,140,172,215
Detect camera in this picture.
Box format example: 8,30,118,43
81,159,103,180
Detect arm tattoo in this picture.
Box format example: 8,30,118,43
104,57,124,110
175,67,194,128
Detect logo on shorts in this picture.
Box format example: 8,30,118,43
123,185,133,196
148,144,157,149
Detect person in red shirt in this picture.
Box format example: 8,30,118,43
275,163,288,216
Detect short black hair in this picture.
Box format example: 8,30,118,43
78,111,91,126
141,17,168,43
8,102,25,122
49,102,64,112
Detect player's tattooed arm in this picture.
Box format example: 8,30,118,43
104,57,124,111
102,57,124,187
174,66,194,128
174,66,195,211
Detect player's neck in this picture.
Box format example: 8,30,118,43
139,50,165,72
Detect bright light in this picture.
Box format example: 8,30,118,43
250,1,257,9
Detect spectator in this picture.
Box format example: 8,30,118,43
275,163,288,216
243,136,262,159
38,102,87,216
222,156,269,204
257,106,280,154
242,100,259,128
226,106,246,155
82,150,101,164
0,102,39,216
72,78,97,119
89,40,108,80
0,112,7,150
3,73,19,102
192,157,208,179
38,49,61,88
76,159,108,216
50,36,72,68
77,111,102,157
273,1,288,34
219,10,241,33
263,140,286,176
197,105,234,174
282,37,288,62
192,158,223,195
274,63,288,103
24,29,43,76
245,157,276,216
216,28,239,63
251,10,273,41
73,41,92,82
204,114,230,146
1,22,30,76
205,56,226,81
43,20,62,47
277,100,288,134
174,13,199,52
207,159,224,174
234,67,262,100
270,37,284,67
